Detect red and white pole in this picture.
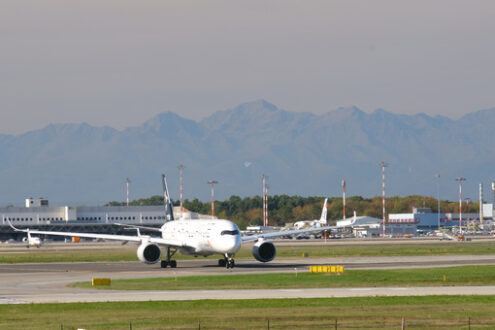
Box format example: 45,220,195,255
208,180,218,218
262,175,269,227
342,179,346,219
178,165,184,218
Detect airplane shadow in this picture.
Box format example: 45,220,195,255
201,262,316,269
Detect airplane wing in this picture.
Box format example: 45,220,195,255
241,224,344,242
7,220,183,247
114,223,163,232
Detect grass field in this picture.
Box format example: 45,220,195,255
70,265,495,290
2,240,495,263
1,296,495,329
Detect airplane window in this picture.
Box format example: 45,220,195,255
220,230,240,236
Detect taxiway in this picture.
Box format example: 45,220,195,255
1,254,495,304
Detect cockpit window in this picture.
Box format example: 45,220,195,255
221,230,240,236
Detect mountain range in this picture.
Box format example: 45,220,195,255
1,100,494,206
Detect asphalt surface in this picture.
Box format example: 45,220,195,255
2,254,495,304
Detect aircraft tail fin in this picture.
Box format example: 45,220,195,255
319,198,328,225
162,174,175,221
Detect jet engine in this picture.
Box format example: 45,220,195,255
252,240,276,262
137,242,161,264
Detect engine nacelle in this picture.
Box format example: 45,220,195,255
137,242,161,264
252,240,276,262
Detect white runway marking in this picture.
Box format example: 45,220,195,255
0,298,26,304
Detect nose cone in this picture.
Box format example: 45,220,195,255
215,222,242,254
227,233,242,253
221,231,241,253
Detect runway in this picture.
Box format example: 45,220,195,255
5,286,495,304
1,254,495,304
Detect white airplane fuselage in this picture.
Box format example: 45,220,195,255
161,219,242,256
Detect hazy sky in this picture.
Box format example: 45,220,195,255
1,0,495,135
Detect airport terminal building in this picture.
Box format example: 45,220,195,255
389,206,494,231
0,198,206,239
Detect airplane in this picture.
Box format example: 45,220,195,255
22,231,42,248
293,198,328,230
8,175,350,269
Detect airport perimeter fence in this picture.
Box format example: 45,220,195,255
60,316,490,329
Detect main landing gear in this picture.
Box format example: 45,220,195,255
218,254,235,269
161,247,177,268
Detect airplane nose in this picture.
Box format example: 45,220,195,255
227,235,241,253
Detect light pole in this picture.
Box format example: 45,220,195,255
125,178,131,207
262,174,269,227
178,164,185,219
342,179,346,219
456,177,466,234
435,174,440,230
207,180,218,218
379,162,388,237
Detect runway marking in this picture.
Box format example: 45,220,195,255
0,298,26,304
349,288,374,291
281,289,304,292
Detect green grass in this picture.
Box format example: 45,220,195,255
1,296,495,329
2,240,495,263
0,249,136,263
70,265,495,290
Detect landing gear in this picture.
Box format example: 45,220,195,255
219,254,235,269
160,260,177,268
161,247,177,268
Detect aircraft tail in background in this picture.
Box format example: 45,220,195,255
318,198,328,225
162,174,175,221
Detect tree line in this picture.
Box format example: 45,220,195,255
106,194,480,230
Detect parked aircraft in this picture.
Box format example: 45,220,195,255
293,198,328,229
22,231,42,248
9,175,346,268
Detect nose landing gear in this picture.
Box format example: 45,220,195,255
218,254,235,268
